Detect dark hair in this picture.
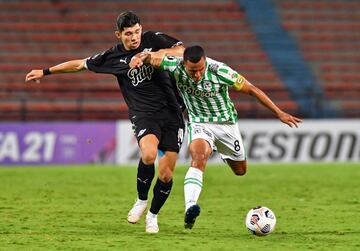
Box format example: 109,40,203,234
116,11,141,31
184,45,206,63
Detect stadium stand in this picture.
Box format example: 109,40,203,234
238,0,330,118
275,0,360,117
1,0,340,121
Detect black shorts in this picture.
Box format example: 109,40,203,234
130,110,185,153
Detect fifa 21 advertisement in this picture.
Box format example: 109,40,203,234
0,123,115,165
116,120,360,164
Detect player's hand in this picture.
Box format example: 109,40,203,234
148,51,164,68
129,55,144,69
25,70,43,83
278,111,303,128
129,52,152,69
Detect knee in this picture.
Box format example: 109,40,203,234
141,149,157,165
191,152,210,169
189,140,211,170
158,167,173,183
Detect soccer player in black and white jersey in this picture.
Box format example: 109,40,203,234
25,11,185,233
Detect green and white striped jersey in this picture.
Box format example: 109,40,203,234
160,56,244,123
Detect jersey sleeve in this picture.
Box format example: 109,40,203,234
144,31,183,50
159,56,181,74
217,64,246,90
84,46,117,74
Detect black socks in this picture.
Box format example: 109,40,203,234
150,178,173,214
136,158,173,215
137,159,155,200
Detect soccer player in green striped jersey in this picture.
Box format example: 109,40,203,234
131,45,302,230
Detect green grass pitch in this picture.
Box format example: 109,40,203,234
0,163,360,251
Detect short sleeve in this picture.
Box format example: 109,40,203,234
217,64,246,90
85,46,117,74
159,56,182,74
144,31,183,50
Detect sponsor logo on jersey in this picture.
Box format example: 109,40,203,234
127,65,154,86
119,58,127,64
178,82,217,98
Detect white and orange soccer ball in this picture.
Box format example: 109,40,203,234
245,206,276,236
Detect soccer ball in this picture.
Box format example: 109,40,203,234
245,206,276,236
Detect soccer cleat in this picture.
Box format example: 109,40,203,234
184,204,201,229
127,199,148,224
145,212,159,233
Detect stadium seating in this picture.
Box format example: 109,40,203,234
1,0,299,120
275,0,360,117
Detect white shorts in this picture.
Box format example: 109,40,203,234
188,122,246,161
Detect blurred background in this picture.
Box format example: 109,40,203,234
0,0,359,165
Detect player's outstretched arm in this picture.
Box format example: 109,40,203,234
239,80,303,128
25,59,86,83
